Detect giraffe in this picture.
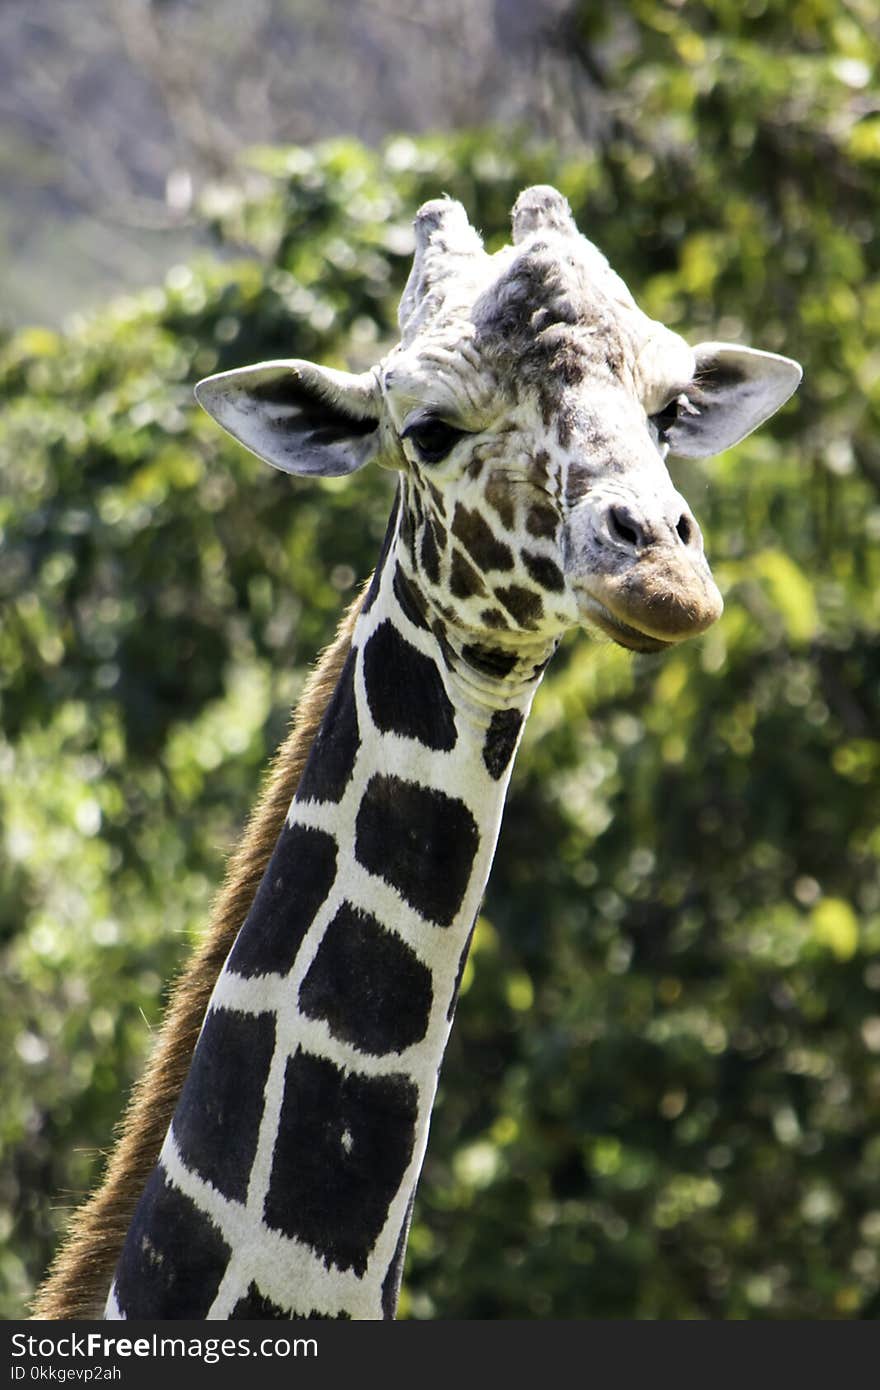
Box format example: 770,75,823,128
33,186,801,1321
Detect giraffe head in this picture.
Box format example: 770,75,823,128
196,187,801,658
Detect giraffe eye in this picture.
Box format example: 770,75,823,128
650,392,697,443
402,416,468,464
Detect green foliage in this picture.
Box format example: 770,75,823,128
3,6,880,1317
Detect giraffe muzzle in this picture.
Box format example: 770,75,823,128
572,494,724,650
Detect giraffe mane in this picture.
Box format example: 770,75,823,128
30,581,370,1319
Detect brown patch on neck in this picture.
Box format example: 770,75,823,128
30,581,370,1320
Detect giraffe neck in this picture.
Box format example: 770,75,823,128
105,505,555,1320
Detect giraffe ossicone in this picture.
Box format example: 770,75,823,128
34,185,801,1322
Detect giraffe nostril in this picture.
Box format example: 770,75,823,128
607,504,644,549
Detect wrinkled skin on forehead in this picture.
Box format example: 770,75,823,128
195,185,802,661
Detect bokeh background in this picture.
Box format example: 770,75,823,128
3,0,880,1319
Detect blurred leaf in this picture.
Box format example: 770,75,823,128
810,898,860,962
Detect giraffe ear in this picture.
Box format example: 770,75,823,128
194,359,380,477
666,344,803,459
